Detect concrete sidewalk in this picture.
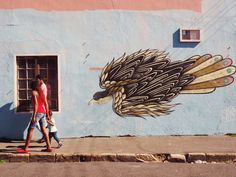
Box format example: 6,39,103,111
0,135,236,163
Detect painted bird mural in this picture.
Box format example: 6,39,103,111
89,49,236,118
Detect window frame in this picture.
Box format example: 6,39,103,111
14,54,60,114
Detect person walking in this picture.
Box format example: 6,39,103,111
35,74,53,143
48,110,62,148
16,81,52,153
35,75,51,123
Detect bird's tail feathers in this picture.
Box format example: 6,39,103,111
181,55,236,94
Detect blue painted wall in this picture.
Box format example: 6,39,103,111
0,0,236,139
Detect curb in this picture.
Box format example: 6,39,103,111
1,153,236,163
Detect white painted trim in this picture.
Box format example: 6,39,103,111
179,28,201,43
56,54,61,114
14,53,61,114
13,54,18,114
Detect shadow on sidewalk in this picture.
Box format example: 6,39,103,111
0,144,47,153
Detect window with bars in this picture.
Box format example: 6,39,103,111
16,56,58,112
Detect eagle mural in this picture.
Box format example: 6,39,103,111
89,49,236,118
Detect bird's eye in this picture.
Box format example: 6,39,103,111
93,93,99,100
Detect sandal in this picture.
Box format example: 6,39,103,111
41,148,53,152
37,138,45,143
57,142,62,148
16,149,29,153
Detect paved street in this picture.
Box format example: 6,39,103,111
0,162,236,177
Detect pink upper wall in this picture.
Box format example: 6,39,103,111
0,0,202,12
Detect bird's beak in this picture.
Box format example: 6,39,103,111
88,99,98,105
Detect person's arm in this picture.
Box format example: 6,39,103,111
32,92,38,123
41,83,50,120
41,93,50,120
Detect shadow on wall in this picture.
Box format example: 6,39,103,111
172,29,199,48
0,103,31,140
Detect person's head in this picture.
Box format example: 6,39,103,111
49,110,53,116
31,81,38,91
35,75,44,85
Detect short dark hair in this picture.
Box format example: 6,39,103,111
49,110,53,116
36,74,42,80
31,81,37,91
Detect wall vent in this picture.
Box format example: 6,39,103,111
180,29,200,42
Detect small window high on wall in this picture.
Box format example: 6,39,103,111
179,29,201,43
16,56,58,112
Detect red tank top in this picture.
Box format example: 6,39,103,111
36,95,46,113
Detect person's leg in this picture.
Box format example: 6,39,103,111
24,128,34,151
17,116,38,153
39,113,52,151
37,123,44,143
53,132,60,144
41,126,52,150
38,116,46,143
53,132,62,148
49,132,53,143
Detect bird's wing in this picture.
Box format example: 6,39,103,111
111,58,196,117
99,49,169,90
112,87,176,117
